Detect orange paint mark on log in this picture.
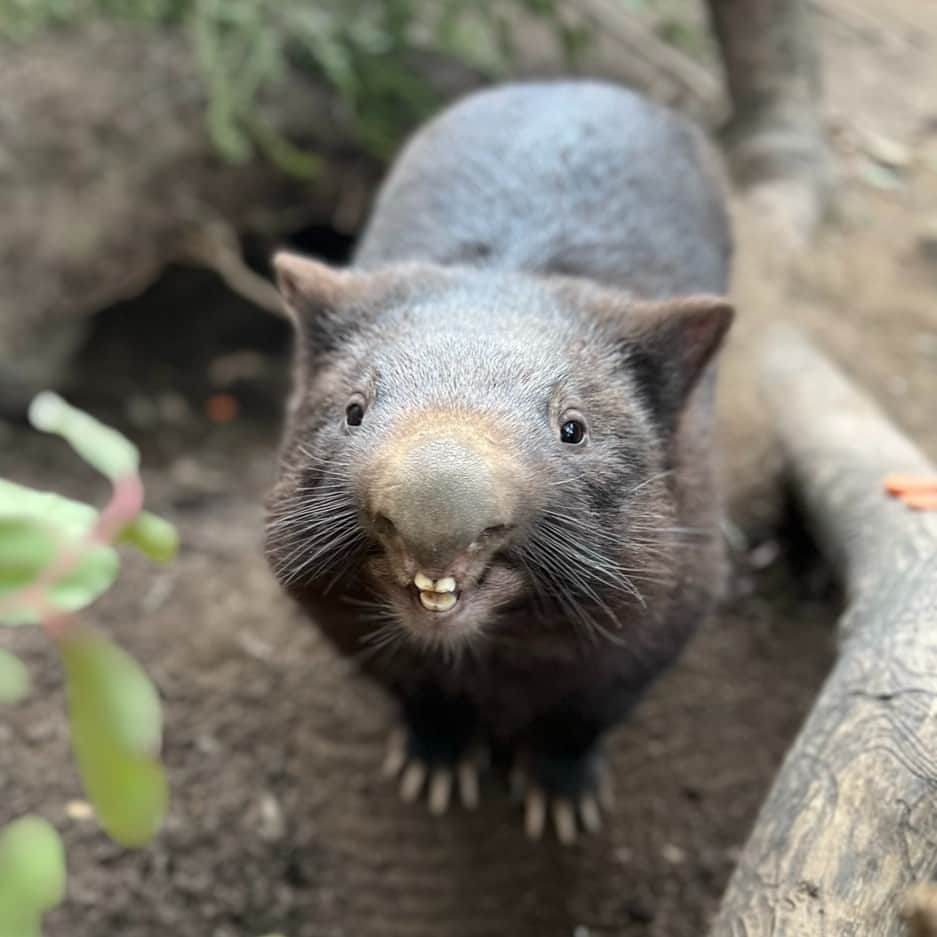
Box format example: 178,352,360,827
901,492,937,511
883,473,937,496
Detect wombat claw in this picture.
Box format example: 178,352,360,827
515,762,614,844
521,788,604,844
381,729,481,813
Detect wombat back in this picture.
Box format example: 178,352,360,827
355,80,731,298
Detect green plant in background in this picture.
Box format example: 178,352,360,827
0,394,178,937
0,0,588,171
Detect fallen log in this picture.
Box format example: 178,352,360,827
707,0,830,245
710,326,937,936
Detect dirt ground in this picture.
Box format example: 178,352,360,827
3,1,937,935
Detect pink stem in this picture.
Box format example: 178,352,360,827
92,474,144,544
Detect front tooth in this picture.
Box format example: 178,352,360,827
434,576,457,594
419,591,458,612
414,572,435,591
434,592,456,611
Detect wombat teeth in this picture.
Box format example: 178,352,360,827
414,571,435,591
414,572,457,593
419,591,458,612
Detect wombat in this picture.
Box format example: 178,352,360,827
266,80,733,843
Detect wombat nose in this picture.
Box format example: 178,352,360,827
371,435,514,568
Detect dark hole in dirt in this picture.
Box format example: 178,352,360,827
63,223,357,465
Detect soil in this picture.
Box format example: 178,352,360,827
2,1,937,934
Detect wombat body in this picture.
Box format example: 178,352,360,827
266,81,733,840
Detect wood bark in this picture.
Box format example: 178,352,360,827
709,326,937,936
0,11,723,410
705,0,827,179
705,0,830,240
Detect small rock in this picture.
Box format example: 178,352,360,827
65,799,94,821
23,717,58,744
126,394,161,429
209,351,267,386
195,733,222,755
573,927,591,937
614,846,634,864
748,539,781,570
238,631,274,661
170,457,227,492
256,791,286,842
157,391,193,426
857,158,905,191
661,842,687,865
142,573,175,614
861,130,911,169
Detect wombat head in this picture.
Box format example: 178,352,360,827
265,252,732,651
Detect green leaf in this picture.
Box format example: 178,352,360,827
0,516,56,593
59,628,167,846
0,815,66,937
119,511,179,563
0,516,119,627
0,480,99,540
29,392,139,481
0,648,31,703
47,544,120,619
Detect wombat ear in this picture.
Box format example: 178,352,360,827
272,251,354,325
623,295,734,426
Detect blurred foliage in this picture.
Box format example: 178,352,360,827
0,817,66,937
0,394,178,936
0,0,591,169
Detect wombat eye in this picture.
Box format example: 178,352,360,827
560,419,586,445
345,401,365,427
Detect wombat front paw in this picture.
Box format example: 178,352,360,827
381,727,484,814
513,748,614,845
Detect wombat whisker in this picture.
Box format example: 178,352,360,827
533,522,648,607
290,538,365,584
357,621,409,664
283,490,359,509
266,516,360,555
354,606,399,627
541,508,667,548
266,508,354,532
273,519,365,585
296,477,358,490
340,595,387,609
522,557,605,645
626,469,675,496
269,510,358,534
322,544,370,594
294,444,357,467
525,535,635,639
